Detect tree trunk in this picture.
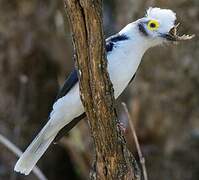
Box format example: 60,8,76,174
64,0,140,179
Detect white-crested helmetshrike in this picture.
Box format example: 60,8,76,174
14,7,193,175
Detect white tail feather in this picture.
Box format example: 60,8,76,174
14,124,57,175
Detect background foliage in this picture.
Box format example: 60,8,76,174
0,0,198,179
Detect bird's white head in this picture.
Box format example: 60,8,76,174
109,7,193,55
137,7,177,46
119,7,194,50
113,7,195,52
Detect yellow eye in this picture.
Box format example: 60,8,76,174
147,20,159,31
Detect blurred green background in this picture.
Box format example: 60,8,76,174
0,0,198,180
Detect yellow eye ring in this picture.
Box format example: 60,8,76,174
147,20,159,31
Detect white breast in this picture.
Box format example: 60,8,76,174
107,41,145,98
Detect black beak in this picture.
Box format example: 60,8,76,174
161,33,177,41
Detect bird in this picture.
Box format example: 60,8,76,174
14,7,186,175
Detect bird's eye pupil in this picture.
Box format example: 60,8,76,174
150,23,156,28
147,20,159,31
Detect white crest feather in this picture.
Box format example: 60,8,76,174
146,7,176,33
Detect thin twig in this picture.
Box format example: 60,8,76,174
122,102,148,180
0,134,48,180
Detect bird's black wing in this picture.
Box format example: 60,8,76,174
55,69,79,100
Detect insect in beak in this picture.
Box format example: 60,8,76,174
163,23,195,42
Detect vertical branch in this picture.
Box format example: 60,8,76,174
64,0,140,179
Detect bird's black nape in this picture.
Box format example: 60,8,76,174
106,33,129,53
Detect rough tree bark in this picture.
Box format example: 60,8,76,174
64,0,140,179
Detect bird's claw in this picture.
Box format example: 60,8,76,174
117,122,127,133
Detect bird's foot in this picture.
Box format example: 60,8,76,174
117,122,127,133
